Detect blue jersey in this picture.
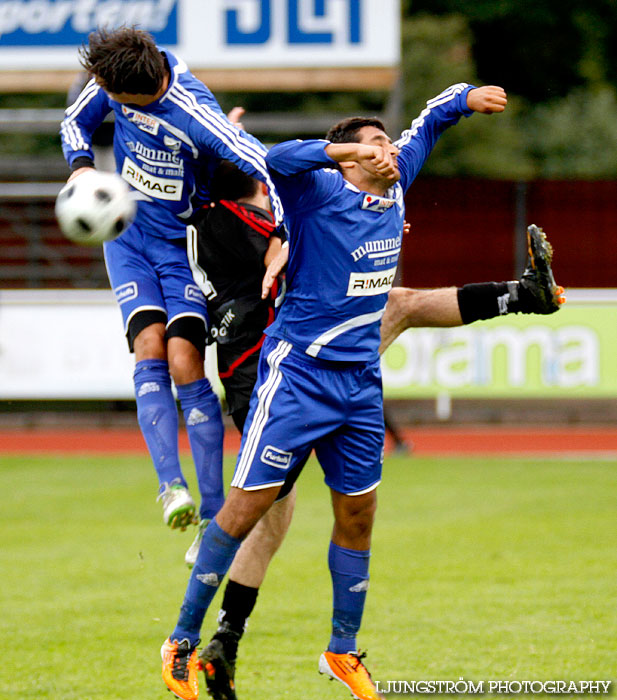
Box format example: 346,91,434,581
264,83,474,362
60,49,283,240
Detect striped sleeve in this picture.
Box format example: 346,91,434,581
167,83,285,226
395,83,474,192
60,80,112,168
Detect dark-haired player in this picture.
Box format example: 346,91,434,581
59,27,283,554
182,161,564,700
161,83,513,700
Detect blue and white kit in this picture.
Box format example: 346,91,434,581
231,83,475,495
60,48,283,341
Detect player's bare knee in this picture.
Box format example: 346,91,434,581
332,490,377,543
132,322,166,360
166,316,207,384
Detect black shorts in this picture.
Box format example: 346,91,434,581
218,341,261,417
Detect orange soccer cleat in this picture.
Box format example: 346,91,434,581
161,637,201,700
319,650,385,700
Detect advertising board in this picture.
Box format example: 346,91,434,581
0,289,614,400
0,0,400,70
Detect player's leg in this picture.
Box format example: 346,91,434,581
185,342,298,675
379,286,461,352
200,482,297,699
169,338,224,525
162,485,279,700
168,338,326,700
104,229,195,529
159,245,225,530
379,224,565,353
315,357,385,700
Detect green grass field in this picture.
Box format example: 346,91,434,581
1,452,616,699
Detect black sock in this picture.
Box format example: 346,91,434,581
212,580,259,661
457,281,524,324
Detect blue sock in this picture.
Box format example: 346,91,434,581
176,378,225,520
328,542,371,654
133,359,185,490
171,519,243,645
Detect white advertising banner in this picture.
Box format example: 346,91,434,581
0,289,614,400
0,290,136,398
0,289,221,399
0,0,400,70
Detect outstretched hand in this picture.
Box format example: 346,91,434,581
227,106,246,131
262,243,289,299
466,86,507,114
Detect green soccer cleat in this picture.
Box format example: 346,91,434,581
158,480,196,531
185,518,209,569
519,224,565,314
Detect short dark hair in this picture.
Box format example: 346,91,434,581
210,160,260,202
326,116,387,144
79,26,166,95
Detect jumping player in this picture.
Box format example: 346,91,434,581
161,82,512,700
59,27,283,556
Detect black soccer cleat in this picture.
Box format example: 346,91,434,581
518,224,565,314
199,638,238,700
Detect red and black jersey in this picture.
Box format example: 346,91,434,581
191,200,284,414
193,200,280,307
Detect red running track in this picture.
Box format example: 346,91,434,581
1,426,617,456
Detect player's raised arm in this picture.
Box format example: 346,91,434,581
466,85,507,114
394,82,507,192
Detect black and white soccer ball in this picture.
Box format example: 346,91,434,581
55,170,136,246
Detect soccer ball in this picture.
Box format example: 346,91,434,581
55,170,136,246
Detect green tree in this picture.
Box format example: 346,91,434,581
400,14,533,178
404,0,617,102
525,86,617,178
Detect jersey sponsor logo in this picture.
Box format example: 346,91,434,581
127,140,183,171
361,194,395,212
184,284,208,307
350,235,401,262
347,267,397,296
114,281,138,305
121,105,160,135
121,157,183,201
212,308,236,339
261,445,293,469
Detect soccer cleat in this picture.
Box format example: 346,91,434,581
185,519,209,569
161,637,201,700
519,224,566,314
199,638,237,700
319,650,385,700
158,479,197,530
